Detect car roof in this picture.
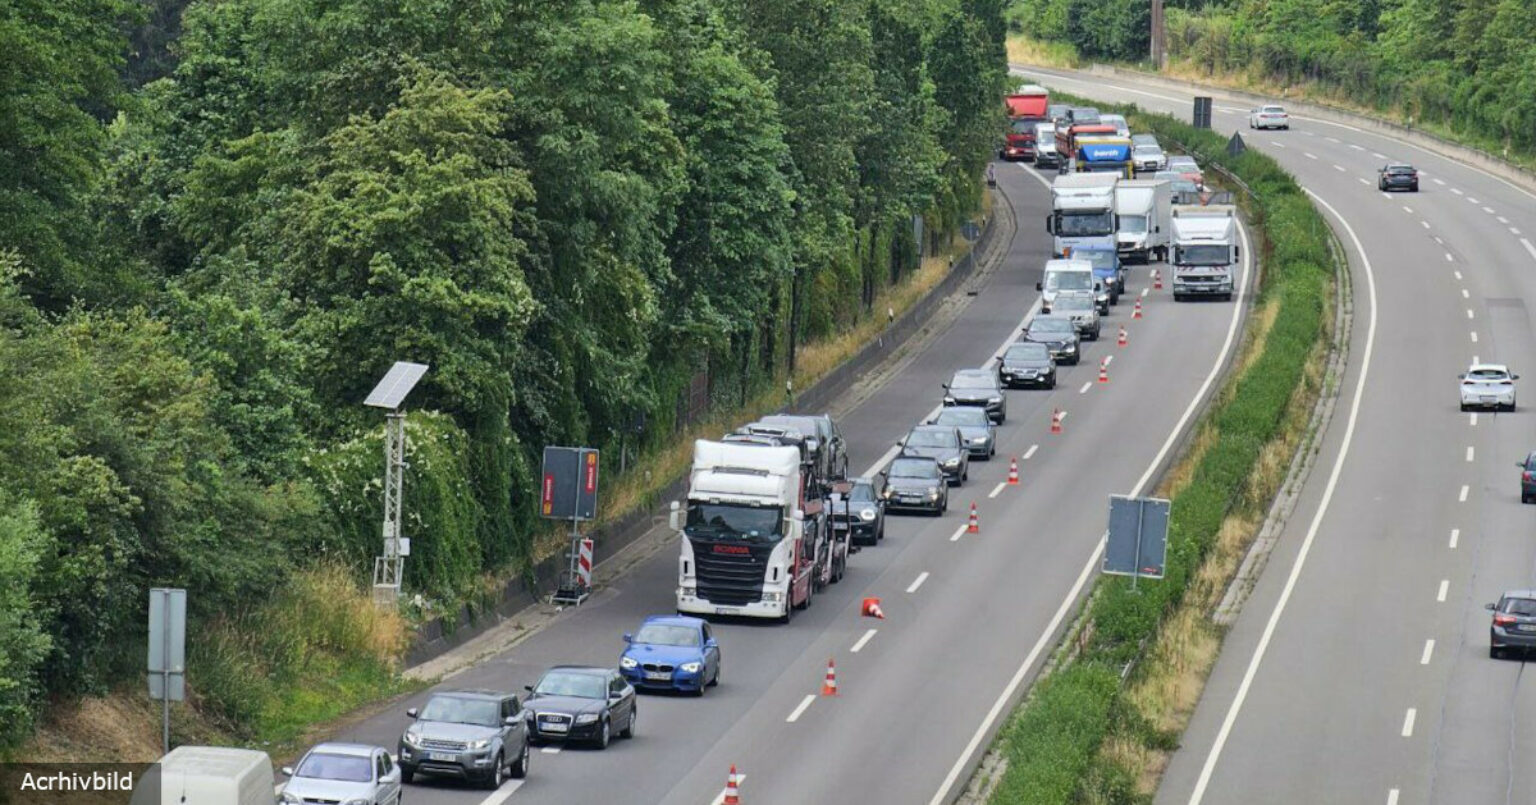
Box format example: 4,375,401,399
641,615,704,629
1469,363,1510,372
306,742,379,757
546,665,612,676
1261,104,1286,110
951,368,994,379
1501,590,1536,599
910,423,956,433
1385,163,1415,170
431,689,512,700
1031,314,1076,325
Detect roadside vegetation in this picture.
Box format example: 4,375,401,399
0,0,1012,757
981,93,1337,803
1004,0,1536,171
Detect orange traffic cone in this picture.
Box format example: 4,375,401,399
967,502,980,534
1117,326,1128,348
1098,358,1110,384
1007,457,1020,485
1051,408,1063,435
724,765,741,805
862,596,885,619
1133,298,1144,319
821,659,839,696
1153,269,1163,290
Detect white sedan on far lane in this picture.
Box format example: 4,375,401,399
1248,105,1291,130
1460,363,1519,412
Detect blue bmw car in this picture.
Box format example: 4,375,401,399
619,616,721,696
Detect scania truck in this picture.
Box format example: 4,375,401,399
1115,178,1172,263
1170,204,1240,301
672,441,825,622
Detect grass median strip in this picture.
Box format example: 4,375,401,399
973,92,1336,804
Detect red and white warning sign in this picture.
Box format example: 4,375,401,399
578,538,594,589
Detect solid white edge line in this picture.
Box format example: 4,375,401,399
1522,239,1536,263
710,773,746,805
480,781,526,805
1449,528,1460,548
1186,189,1376,805
786,694,815,723
929,188,1255,805
1421,639,1435,665
851,628,878,654
1023,444,1039,460
1437,579,1449,602
988,482,1007,499
1401,708,1416,738
907,571,930,593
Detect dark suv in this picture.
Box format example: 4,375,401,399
399,690,530,789
1488,592,1536,658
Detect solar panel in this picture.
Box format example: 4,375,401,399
364,362,429,409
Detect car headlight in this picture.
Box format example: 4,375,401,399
680,662,703,673
678,584,696,596
620,656,638,669
943,396,956,404
943,457,960,468
881,488,893,499
403,728,421,744
927,488,940,499
987,397,1002,404
280,794,300,805
470,738,491,750
972,437,988,444
344,799,373,805
764,591,784,603
575,713,600,725
860,508,876,521
1063,343,1077,352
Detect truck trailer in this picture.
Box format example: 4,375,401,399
1170,204,1240,301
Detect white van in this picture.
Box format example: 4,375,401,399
1037,259,1100,314
139,746,276,805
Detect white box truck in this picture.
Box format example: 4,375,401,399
672,440,823,623
1170,204,1240,301
1115,179,1172,264
137,746,276,805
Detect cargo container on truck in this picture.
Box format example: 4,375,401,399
137,746,276,805
672,441,826,622
1170,205,1240,301
1073,135,1135,178
1115,178,1172,263
1001,85,1050,161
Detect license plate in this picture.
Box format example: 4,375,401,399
714,607,739,615
1481,396,1497,403
645,671,672,681
1519,624,1536,633
428,752,456,762
541,722,568,733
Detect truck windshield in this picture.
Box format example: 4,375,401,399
1056,211,1114,236
1045,271,1093,291
1120,215,1147,234
1010,118,1039,134
1176,245,1231,266
686,503,783,542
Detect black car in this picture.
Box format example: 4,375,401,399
898,424,969,485
524,666,636,750
1046,103,1069,123
943,369,1007,423
1519,452,1536,503
880,456,948,515
751,414,848,480
1021,315,1082,365
399,690,530,788
996,342,1057,389
830,476,886,545
1378,163,1419,192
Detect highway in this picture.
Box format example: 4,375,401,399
304,138,1251,805
1012,65,1536,805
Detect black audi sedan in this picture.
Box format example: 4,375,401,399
524,666,636,750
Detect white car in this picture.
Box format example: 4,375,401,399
281,743,402,805
1133,143,1167,172
1459,364,1519,412
1249,105,1290,130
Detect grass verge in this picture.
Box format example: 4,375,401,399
979,91,1337,803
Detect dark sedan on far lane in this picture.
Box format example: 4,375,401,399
943,369,1007,423
880,456,948,515
524,666,636,749
930,407,995,459
996,341,1057,389
1377,163,1419,192
1021,315,1081,365
898,424,968,485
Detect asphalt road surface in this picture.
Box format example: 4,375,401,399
1013,65,1536,805
297,138,1251,805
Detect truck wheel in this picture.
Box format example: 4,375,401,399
779,600,793,624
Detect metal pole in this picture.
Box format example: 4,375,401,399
161,602,171,754
1131,499,1147,592
1151,0,1165,68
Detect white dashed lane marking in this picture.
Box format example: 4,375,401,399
1438,579,1450,601
906,572,930,593
1421,640,1435,665
851,629,878,653
1459,485,1470,502
1402,709,1417,738
1450,528,1460,548
786,695,815,723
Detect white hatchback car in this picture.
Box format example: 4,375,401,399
1459,364,1519,412
1248,105,1290,130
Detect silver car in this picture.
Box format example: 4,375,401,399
1133,143,1166,172
281,743,402,805
1459,363,1518,412
930,407,996,459
1052,291,1101,341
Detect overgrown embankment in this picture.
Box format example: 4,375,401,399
979,95,1338,803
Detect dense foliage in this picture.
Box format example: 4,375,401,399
1010,0,1536,154
0,0,1006,749
988,96,1332,803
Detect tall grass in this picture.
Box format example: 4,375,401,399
192,561,414,750
983,92,1335,803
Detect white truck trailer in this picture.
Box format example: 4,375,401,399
1115,178,1172,263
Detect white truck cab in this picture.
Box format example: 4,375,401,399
1169,205,1239,301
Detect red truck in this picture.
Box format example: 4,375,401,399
1001,84,1050,161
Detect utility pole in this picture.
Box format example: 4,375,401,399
363,361,429,607
1150,0,1165,69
